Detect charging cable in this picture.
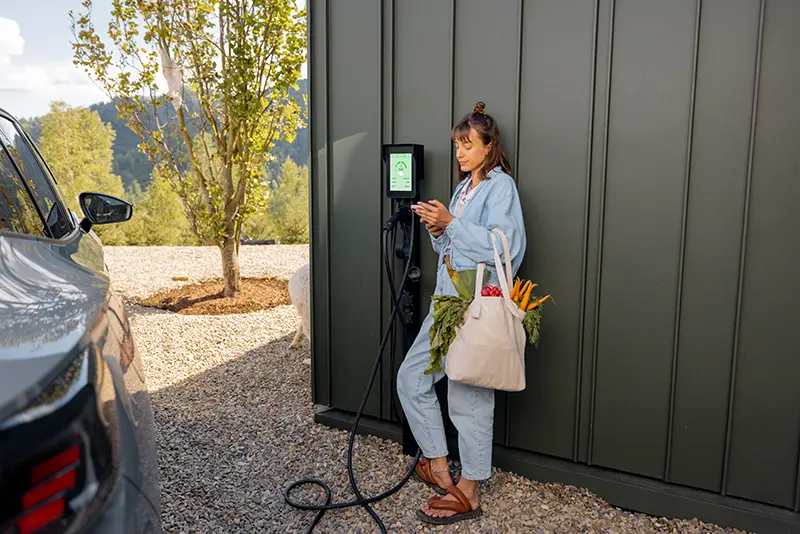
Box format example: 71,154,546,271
284,208,421,533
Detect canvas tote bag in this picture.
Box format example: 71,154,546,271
445,228,527,392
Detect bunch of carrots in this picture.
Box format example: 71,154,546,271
509,278,551,312
510,277,551,347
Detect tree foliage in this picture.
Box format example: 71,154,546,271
267,157,308,244
71,0,307,296
37,101,128,245
122,168,197,245
243,156,308,244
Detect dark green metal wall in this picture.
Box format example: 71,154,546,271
309,0,800,527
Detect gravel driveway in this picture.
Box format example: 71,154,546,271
104,245,741,534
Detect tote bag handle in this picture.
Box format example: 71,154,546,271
472,228,525,319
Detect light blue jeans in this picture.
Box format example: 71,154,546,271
396,263,495,481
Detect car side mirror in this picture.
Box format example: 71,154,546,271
78,192,133,233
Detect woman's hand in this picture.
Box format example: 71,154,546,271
414,200,454,231
426,222,445,237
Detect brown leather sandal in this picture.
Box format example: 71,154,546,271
412,458,450,495
416,485,483,525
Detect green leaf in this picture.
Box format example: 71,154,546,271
426,294,471,374
522,300,548,347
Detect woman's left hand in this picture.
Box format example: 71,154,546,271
414,200,454,230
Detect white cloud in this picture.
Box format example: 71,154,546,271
0,15,307,118
0,62,108,103
0,17,25,65
0,16,108,116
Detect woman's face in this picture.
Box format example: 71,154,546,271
455,128,491,175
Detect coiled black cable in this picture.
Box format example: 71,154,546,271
284,208,421,533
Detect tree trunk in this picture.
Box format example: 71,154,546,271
221,237,241,297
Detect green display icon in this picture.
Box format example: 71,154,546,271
389,153,413,192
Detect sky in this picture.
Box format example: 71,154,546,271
0,0,307,119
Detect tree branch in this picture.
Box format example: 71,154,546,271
176,106,214,211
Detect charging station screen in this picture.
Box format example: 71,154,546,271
389,153,413,192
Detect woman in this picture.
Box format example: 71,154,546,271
398,101,526,524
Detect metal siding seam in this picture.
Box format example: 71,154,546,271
448,0,456,190
389,0,396,421
325,0,333,405
795,424,800,510
387,0,396,420
575,0,600,463
721,0,765,497
389,0,395,143
505,0,524,448
308,0,317,403
378,0,386,418
512,0,524,185
587,0,615,466
664,0,702,483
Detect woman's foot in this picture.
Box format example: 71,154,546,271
419,478,480,521
414,457,454,494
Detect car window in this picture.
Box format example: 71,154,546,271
0,148,46,236
0,117,73,239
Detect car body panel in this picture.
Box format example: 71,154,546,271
0,108,162,533
0,230,106,421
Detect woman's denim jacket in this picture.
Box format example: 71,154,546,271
431,166,526,288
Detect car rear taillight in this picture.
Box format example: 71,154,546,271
15,442,81,534
0,436,85,534
0,346,120,534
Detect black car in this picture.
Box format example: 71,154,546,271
0,108,162,533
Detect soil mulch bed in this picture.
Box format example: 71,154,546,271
137,277,291,315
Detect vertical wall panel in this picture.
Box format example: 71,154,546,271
380,0,455,421
309,0,330,406
579,0,613,465
667,0,761,492
452,0,520,445
311,0,800,518
452,0,520,187
378,0,393,421
394,0,454,316
327,0,383,416
591,0,697,479
725,0,800,509
508,0,596,460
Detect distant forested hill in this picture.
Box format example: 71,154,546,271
19,79,308,192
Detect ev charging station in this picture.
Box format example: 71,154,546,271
381,143,425,458
286,144,429,532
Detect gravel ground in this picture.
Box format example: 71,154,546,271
104,245,745,534
105,245,309,303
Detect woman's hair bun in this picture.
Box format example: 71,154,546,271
473,101,486,115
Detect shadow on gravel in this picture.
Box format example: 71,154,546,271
126,304,174,319
146,329,721,534
148,332,407,534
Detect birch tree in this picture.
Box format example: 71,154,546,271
71,0,306,296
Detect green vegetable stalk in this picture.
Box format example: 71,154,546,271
425,259,486,374
426,258,552,373
522,305,542,347
426,295,469,374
